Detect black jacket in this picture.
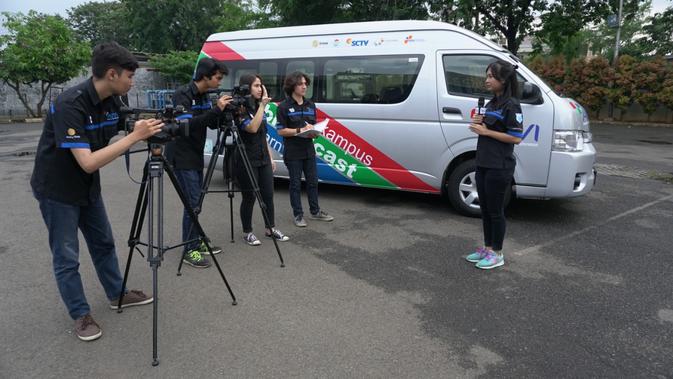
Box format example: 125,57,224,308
276,96,317,161
166,82,222,170
476,96,525,170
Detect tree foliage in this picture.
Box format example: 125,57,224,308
0,11,90,117
67,1,131,48
636,6,673,56
148,50,199,87
473,0,547,54
565,56,614,115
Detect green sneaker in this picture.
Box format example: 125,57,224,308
199,241,222,255
182,250,211,268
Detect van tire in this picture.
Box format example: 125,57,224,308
446,159,512,217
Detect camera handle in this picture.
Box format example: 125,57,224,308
116,143,237,366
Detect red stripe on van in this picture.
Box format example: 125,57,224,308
316,109,438,193
201,41,245,61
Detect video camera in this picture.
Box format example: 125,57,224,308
120,105,190,144
206,84,252,115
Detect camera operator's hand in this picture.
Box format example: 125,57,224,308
132,118,164,142
217,95,233,111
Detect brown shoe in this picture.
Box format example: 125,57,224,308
110,289,154,310
74,314,102,341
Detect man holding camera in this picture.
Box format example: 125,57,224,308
167,58,232,268
31,42,162,341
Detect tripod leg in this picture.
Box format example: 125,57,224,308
226,148,235,243
151,259,159,366
117,166,150,313
163,157,238,305
232,126,285,267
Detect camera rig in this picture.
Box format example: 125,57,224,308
119,105,191,144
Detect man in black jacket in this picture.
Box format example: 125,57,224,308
31,42,162,341
167,58,231,268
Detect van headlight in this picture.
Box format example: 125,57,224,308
582,131,592,143
553,130,585,152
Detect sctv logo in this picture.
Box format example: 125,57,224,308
346,38,369,47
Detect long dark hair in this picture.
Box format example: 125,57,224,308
239,73,263,111
486,60,519,102
283,71,311,96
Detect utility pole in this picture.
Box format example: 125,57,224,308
613,0,624,64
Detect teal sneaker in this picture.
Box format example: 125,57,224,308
466,247,488,263
475,251,504,270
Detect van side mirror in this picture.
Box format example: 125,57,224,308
521,82,543,105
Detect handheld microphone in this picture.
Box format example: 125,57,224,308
477,97,485,115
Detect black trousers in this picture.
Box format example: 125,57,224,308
235,162,275,233
475,166,514,251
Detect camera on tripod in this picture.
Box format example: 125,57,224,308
207,84,252,118
120,105,190,144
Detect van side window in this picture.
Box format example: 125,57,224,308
321,55,423,104
443,54,531,101
259,62,279,100
286,60,315,99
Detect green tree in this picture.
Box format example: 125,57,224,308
431,0,482,30
124,0,249,53
67,1,131,48
587,0,652,59
474,0,548,55
258,0,343,26
342,0,431,21
149,50,199,87
0,11,90,118
533,0,609,60
636,7,673,55
259,0,432,26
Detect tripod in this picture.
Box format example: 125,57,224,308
176,112,285,275
116,143,237,366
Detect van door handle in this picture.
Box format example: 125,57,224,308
442,107,461,114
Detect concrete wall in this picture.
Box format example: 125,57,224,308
0,65,167,118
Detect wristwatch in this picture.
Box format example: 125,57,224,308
296,127,301,135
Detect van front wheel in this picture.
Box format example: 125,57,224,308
447,160,481,217
446,160,512,217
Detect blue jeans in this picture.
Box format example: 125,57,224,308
285,158,320,218
174,169,203,252
36,194,124,320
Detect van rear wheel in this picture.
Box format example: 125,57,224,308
446,159,512,217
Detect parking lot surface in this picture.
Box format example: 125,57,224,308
1,122,672,377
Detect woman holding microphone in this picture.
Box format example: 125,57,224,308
465,60,524,270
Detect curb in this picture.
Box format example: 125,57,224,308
592,120,673,128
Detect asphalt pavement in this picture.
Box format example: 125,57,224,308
1,121,672,378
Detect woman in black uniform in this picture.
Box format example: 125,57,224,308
236,74,289,245
465,60,524,270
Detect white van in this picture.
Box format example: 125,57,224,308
201,20,596,216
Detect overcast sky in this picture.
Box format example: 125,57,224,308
2,0,672,36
